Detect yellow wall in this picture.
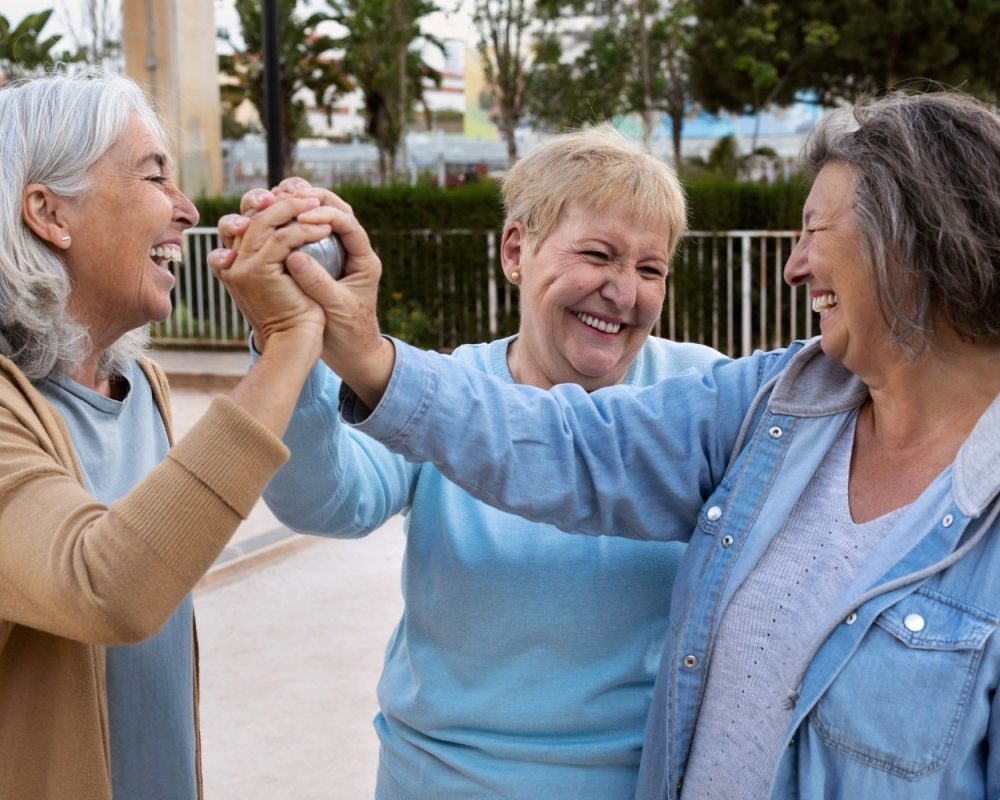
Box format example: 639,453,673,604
122,0,223,197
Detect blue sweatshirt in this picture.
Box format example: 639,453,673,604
261,335,724,799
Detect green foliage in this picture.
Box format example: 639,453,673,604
194,176,803,233
685,176,808,231
690,0,1000,117
798,0,1000,103
689,0,837,117
0,10,63,77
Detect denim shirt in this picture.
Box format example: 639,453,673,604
345,337,1000,800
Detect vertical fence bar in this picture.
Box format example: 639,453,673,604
741,234,752,357
486,230,498,338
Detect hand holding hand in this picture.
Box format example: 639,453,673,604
208,192,329,356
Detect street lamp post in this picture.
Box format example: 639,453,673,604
262,0,283,187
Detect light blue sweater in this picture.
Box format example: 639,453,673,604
262,335,724,799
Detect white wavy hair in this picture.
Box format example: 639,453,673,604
0,67,166,381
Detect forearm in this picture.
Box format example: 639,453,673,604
263,361,417,536
230,330,322,438
342,339,768,540
0,398,288,644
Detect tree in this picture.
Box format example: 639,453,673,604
219,0,352,175
473,0,534,165
327,0,442,181
647,0,695,170
689,1,836,155
0,9,63,78
689,0,1000,153
526,0,697,168
797,0,1000,105
59,0,122,72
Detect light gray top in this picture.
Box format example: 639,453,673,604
681,412,905,799
39,363,196,800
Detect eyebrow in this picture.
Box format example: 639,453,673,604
136,151,170,171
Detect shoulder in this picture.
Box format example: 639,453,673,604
451,337,513,375
633,337,729,384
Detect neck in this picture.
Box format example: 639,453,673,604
69,350,115,398
862,338,1000,447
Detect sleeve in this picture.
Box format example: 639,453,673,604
343,339,787,541
0,396,288,644
262,360,420,537
988,669,1000,796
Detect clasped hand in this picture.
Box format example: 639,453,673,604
208,178,385,376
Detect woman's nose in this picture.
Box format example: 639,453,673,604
783,235,809,287
601,268,637,309
173,188,200,229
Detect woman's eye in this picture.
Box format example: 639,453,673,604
639,265,666,278
581,250,609,263
147,175,168,184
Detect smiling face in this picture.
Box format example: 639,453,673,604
505,199,669,390
59,115,199,348
784,162,893,375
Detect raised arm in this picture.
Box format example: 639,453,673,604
341,340,785,539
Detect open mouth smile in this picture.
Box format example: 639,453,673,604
576,311,622,334
149,244,182,266
812,293,839,314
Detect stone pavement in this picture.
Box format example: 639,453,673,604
150,347,404,798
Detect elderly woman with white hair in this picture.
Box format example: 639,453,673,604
0,70,335,799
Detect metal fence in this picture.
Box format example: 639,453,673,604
153,227,809,357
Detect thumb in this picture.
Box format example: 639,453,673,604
285,250,339,307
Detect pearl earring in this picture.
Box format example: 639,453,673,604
60,236,71,242
510,270,521,283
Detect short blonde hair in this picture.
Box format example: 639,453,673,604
501,126,687,257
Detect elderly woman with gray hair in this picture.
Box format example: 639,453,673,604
245,90,1000,798
0,70,334,799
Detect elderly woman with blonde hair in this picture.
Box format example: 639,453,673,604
0,70,336,799
244,90,1000,798
212,127,724,798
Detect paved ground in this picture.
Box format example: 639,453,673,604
151,348,405,799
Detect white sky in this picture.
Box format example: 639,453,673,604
0,0,477,54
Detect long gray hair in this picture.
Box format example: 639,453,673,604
0,68,166,381
803,90,1000,355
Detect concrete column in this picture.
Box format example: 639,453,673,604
122,0,223,197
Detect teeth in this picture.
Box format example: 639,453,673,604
812,293,839,313
150,244,183,264
576,312,621,334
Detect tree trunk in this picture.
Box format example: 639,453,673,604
671,109,683,171
638,0,653,147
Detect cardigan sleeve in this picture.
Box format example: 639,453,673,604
0,392,288,645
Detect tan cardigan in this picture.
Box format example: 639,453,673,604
0,355,289,799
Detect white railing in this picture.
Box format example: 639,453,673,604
156,227,808,357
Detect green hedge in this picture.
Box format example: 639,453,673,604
195,177,807,233
190,178,808,351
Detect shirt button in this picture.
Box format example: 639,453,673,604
904,613,925,633
768,426,783,439
706,506,722,522
721,534,734,548
942,514,954,528
683,654,698,669
845,612,857,625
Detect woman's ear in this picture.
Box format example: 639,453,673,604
22,184,72,249
500,220,525,283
